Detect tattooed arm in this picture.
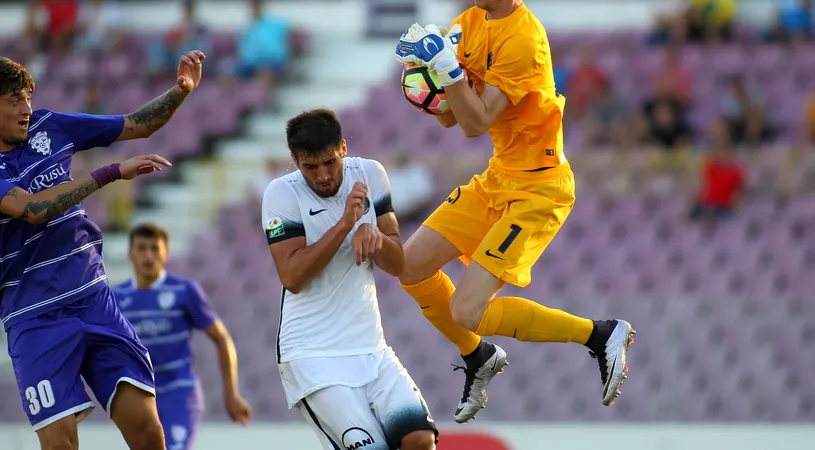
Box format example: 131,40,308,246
0,176,99,225
117,86,189,141
0,154,170,225
117,50,206,141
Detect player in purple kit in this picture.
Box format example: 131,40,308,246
0,51,206,450
112,223,252,450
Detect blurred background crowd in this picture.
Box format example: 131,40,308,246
4,0,815,232
0,0,814,438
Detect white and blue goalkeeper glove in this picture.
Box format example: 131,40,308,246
395,23,464,87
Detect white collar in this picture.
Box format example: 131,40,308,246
130,270,167,290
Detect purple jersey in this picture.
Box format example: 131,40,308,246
0,109,124,330
112,271,218,407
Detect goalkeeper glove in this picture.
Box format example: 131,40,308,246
395,23,464,87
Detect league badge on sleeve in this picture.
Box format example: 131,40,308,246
267,217,285,239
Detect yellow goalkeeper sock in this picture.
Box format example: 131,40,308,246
475,296,594,344
401,271,482,356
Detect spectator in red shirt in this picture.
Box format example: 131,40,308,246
688,128,745,224
25,0,80,54
147,0,211,79
566,46,608,121
652,45,692,107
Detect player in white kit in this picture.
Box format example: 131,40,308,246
261,109,438,450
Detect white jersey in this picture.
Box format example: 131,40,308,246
261,157,393,364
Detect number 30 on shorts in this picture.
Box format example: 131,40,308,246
26,379,55,415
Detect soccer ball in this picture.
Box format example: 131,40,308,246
401,64,450,115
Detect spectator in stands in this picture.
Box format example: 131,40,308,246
386,153,435,222
641,76,692,153
236,0,291,109
688,124,745,225
645,100,693,153
683,0,737,44
586,82,631,150
803,90,815,143
565,46,608,122
551,46,570,96
652,45,692,107
647,0,688,45
719,75,768,147
252,159,288,203
75,0,125,55
147,0,211,80
251,159,288,222
24,0,80,56
80,79,111,116
765,0,813,42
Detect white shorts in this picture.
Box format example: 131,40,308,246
283,348,438,450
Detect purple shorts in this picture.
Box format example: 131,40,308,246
6,285,155,430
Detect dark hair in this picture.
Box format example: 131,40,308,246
129,223,169,248
0,57,35,97
285,108,343,159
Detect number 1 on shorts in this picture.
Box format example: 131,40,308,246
497,224,522,254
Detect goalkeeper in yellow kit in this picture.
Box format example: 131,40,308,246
395,0,636,423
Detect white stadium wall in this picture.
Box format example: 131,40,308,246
1,423,815,450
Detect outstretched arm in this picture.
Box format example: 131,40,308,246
117,50,206,141
1,177,99,225
0,154,170,224
118,87,189,141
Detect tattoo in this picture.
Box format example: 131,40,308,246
17,180,99,221
4,188,19,200
124,87,186,135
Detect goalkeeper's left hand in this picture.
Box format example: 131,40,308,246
395,23,464,87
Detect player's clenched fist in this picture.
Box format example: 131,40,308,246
342,182,368,230
118,154,173,179
352,224,384,266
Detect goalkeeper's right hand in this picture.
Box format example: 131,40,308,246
437,24,462,56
